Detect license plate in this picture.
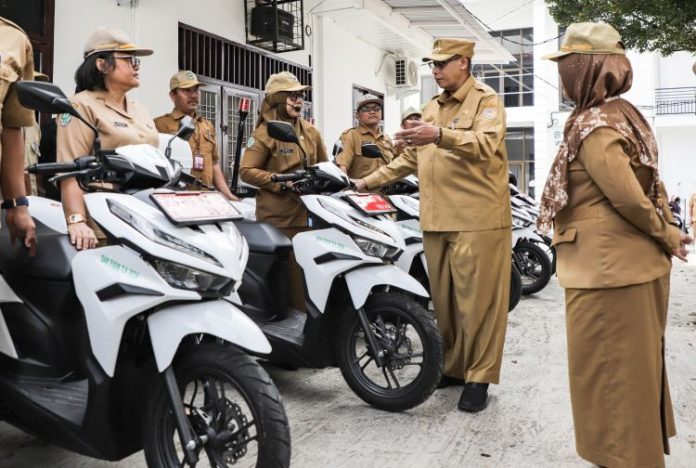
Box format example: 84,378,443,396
151,191,241,225
346,193,396,215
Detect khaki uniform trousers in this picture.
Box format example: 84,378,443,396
423,228,511,384
278,226,310,312
565,272,675,468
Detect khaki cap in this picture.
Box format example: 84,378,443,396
422,38,475,62
356,94,382,112
543,22,625,61
83,26,153,59
264,71,311,95
401,107,421,123
170,70,201,91
33,71,49,82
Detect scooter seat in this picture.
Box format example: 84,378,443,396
0,220,76,280
233,220,292,254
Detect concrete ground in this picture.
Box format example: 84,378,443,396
1,263,695,468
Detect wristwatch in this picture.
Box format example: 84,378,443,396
0,197,29,210
67,213,86,225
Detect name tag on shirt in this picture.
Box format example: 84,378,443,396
114,121,128,128
193,154,204,170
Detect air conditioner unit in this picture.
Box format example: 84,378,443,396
379,56,419,90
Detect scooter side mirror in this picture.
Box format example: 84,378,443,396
360,143,382,159
16,81,76,117
176,115,195,141
16,81,102,153
267,120,299,144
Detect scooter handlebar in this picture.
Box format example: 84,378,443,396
28,156,96,175
271,171,306,183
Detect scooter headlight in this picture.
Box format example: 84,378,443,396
108,200,221,267
353,236,399,260
150,258,233,294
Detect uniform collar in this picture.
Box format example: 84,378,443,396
437,75,475,105
91,89,134,119
171,109,200,121
358,124,382,138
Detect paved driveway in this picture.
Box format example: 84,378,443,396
2,264,695,467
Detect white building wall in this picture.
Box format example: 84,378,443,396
52,0,400,148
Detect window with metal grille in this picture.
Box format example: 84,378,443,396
178,22,313,188
178,23,312,102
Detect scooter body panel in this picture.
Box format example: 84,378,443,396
293,228,382,312
72,246,201,376
344,264,429,309
147,300,271,372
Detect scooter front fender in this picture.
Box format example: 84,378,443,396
147,300,271,372
514,227,544,246
344,264,429,309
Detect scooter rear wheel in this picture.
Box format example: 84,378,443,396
143,343,290,468
509,263,523,312
336,292,443,412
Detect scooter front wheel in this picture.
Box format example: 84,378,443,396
336,292,443,412
143,343,291,468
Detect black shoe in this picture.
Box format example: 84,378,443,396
437,375,466,389
458,382,489,412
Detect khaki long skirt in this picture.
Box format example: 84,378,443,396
565,273,675,468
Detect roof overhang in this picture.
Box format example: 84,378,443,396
313,0,515,64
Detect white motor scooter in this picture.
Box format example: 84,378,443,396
228,121,444,413
0,82,290,467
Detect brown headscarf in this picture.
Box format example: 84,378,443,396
255,91,316,155
537,54,660,234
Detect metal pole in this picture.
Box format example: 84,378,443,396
231,98,250,195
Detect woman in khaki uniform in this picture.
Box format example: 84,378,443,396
57,27,157,250
240,71,328,309
538,22,693,468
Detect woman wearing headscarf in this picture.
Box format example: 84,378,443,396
57,26,157,250
240,71,328,310
539,22,693,468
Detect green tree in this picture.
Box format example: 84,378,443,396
545,0,696,55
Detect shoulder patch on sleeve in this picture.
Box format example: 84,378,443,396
246,136,255,148
59,113,72,127
481,107,498,120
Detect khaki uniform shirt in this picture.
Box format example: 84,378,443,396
23,120,40,195
364,75,511,232
239,121,328,228
0,17,34,139
154,110,219,186
335,124,396,179
57,89,158,163
689,193,696,225
552,127,681,289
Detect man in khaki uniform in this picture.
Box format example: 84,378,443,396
23,72,49,196
155,71,238,200
355,38,511,412
0,16,37,255
395,107,422,157
335,94,396,179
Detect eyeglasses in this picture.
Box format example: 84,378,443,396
288,91,306,101
359,104,382,113
426,55,461,70
113,55,141,68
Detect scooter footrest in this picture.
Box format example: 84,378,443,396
261,308,306,347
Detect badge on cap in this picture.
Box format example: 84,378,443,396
482,107,497,120
186,71,196,80
59,113,72,127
